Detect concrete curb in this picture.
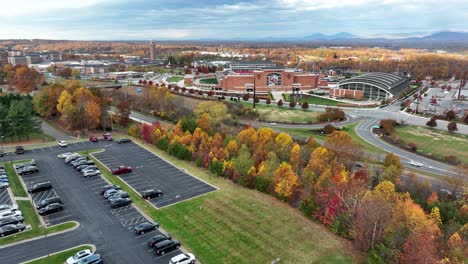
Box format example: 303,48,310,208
0,221,80,249
20,243,96,264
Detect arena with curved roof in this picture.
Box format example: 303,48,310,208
331,72,410,101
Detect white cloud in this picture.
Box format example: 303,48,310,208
2,0,110,16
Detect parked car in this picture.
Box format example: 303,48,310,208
82,165,98,172
169,253,196,264
72,160,89,168
108,191,129,202
15,146,25,154
38,203,63,215
133,221,159,235
117,138,131,144
76,164,90,172
83,170,100,178
0,182,9,189
65,154,82,163
103,133,113,141
18,166,39,176
147,234,171,247
57,152,74,159
89,136,98,143
76,253,102,264
111,166,132,175
0,215,24,227
66,249,94,264
0,210,22,219
14,160,36,169
103,189,120,198
57,140,68,147
99,185,121,195
109,198,132,209
0,178,8,183
0,204,18,211
153,239,181,255
36,197,62,209
0,223,26,237
28,182,52,194
141,189,163,200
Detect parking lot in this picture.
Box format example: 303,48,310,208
0,141,187,263
0,188,12,207
93,142,217,208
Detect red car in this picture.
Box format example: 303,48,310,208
111,166,132,175
89,136,98,143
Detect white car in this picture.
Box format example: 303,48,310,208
66,249,93,264
0,204,18,211
83,170,101,178
57,152,74,159
0,209,21,219
169,253,196,264
0,182,9,189
409,160,423,167
57,140,68,147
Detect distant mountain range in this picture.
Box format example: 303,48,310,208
302,31,468,42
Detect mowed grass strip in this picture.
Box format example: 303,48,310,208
88,140,357,264
24,245,93,264
166,76,184,82
2,161,28,197
393,125,468,165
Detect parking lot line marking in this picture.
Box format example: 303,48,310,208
153,250,180,260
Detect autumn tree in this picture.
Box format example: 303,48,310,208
324,131,362,169
194,101,229,130
447,121,458,132
426,117,437,128
33,83,65,118
274,162,300,201
9,65,44,94
380,119,397,134
197,113,212,134
232,145,254,182
116,99,131,126
382,153,403,183
289,143,301,174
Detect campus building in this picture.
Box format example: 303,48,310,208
219,69,319,92
330,72,410,100
229,60,277,73
149,40,157,61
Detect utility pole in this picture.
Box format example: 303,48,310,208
253,72,257,109
457,71,465,100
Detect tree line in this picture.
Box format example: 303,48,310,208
0,94,41,142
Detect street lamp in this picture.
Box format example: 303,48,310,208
1,136,5,164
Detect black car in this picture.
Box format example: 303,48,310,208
15,146,25,154
141,189,163,200
0,215,24,227
77,253,103,264
0,223,26,237
117,138,131,144
28,182,52,194
18,166,39,176
38,203,63,215
147,234,171,247
99,185,121,195
36,197,62,209
153,239,181,255
110,198,132,209
133,221,159,235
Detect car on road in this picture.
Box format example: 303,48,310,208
76,253,102,264
57,140,68,147
0,223,26,237
111,166,132,175
0,182,9,189
109,198,132,209
18,166,39,176
147,234,171,247
117,138,131,144
409,160,423,167
66,249,94,264
153,239,181,255
15,146,25,154
103,133,113,141
38,203,63,215
99,185,120,195
58,152,74,159
169,253,196,264
36,197,62,209
28,181,52,194
0,215,24,227
89,136,98,143
141,189,163,199
83,170,101,178
133,221,159,235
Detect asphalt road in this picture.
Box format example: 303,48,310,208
0,141,184,264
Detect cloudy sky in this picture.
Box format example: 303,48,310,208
1,0,467,40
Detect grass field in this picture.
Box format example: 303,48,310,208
243,103,322,123
88,143,357,264
25,245,94,264
393,125,468,165
284,94,340,106
1,132,56,145
166,76,184,83
2,161,28,197
199,78,218,84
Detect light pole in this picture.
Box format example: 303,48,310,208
1,136,5,164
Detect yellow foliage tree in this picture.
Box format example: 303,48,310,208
274,162,300,201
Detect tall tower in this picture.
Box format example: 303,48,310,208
149,40,156,61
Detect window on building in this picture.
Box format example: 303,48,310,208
266,73,282,86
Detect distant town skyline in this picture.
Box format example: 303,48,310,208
1,0,467,40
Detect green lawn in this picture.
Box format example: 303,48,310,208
271,127,327,142
199,78,218,84
2,161,28,197
1,131,56,144
88,143,357,264
393,125,468,165
241,102,322,123
0,200,77,246
284,94,340,106
25,245,93,264
166,76,184,83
